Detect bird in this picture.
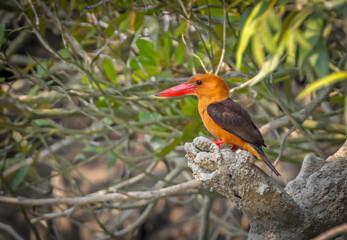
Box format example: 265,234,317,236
155,73,280,176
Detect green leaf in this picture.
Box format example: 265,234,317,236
202,0,223,16
105,22,115,37
74,153,86,161
107,151,117,169
58,48,70,59
174,22,186,39
138,111,151,121
298,14,324,66
12,164,30,190
36,61,48,78
147,17,160,50
285,30,296,66
120,34,135,62
157,69,173,81
118,12,132,32
182,121,202,142
39,16,46,36
174,43,185,66
249,51,282,87
102,58,117,84
0,23,5,48
239,8,250,32
181,104,199,118
28,85,39,96
252,34,265,68
236,1,271,70
308,37,329,78
296,71,347,101
156,138,180,158
82,146,104,152
284,79,292,103
33,119,55,127
136,38,156,63
129,58,140,71
138,56,161,76
261,19,277,54
303,14,323,47
163,31,173,64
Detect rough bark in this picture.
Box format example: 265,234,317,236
184,137,347,240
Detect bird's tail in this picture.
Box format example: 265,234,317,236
251,144,281,176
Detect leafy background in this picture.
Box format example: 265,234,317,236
0,0,346,239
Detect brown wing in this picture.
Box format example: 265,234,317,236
207,98,265,146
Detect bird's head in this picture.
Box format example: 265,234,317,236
155,74,229,101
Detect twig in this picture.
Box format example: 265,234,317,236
27,0,39,27
3,138,74,178
99,202,157,239
204,0,214,68
178,0,214,72
230,68,299,93
80,0,110,15
182,34,208,73
31,207,76,223
312,223,347,240
326,139,347,162
199,195,213,240
0,180,202,206
264,80,327,158
210,211,248,237
0,222,25,240
260,85,333,136
274,126,296,166
0,173,41,240
214,0,226,75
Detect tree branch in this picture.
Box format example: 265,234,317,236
185,137,347,239
0,222,25,240
0,180,202,206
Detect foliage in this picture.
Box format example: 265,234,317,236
0,0,346,239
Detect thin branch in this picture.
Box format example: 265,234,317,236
199,195,213,240
0,222,25,240
204,0,214,68
312,223,347,240
178,0,214,72
31,207,76,224
0,173,41,240
100,202,157,239
230,68,299,93
260,85,333,136
265,80,327,158
27,0,39,27
182,34,208,73
0,180,202,206
4,138,74,177
214,0,226,75
80,0,110,15
274,126,295,166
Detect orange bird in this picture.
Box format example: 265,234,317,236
155,74,280,176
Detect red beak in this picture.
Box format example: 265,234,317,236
155,82,197,97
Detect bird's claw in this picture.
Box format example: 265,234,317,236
212,140,224,148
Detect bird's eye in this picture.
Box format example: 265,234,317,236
196,80,202,85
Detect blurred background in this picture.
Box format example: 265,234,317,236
0,0,346,239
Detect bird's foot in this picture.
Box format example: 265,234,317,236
231,145,237,151
212,140,224,148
